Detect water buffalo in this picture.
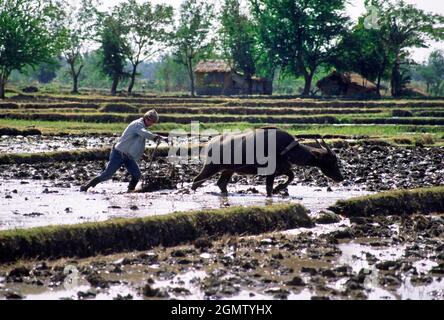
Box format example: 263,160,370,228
191,127,344,197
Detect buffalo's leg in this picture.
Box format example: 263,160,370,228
273,170,295,194
191,164,220,191
217,170,233,195
266,175,275,197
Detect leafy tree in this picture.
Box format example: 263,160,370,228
60,0,102,93
171,0,215,96
330,21,392,97
250,0,349,96
99,15,130,95
116,0,173,94
416,50,444,95
0,0,65,98
155,55,190,92
219,0,257,93
75,50,110,89
35,58,62,83
371,0,444,96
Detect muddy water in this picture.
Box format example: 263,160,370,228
0,135,192,154
337,242,443,300
1,221,442,300
0,135,116,154
1,141,443,300
0,179,368,230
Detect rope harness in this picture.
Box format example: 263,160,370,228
280,140,299,156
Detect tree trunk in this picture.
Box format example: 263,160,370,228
111,77,119,96
187,57,195,97
0,74,9,100
69,61,81,94
391,55,402,97
190,74,195,97
0,81,5,100
72,74,79,94
375,56,388,98
267,67,275,95
376,73,382,98
302,72,314,96
128,64,138,94
247,75,253,95
164,70,170,92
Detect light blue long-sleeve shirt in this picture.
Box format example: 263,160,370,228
114,118,156,162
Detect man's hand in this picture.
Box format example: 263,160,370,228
154,134,168,143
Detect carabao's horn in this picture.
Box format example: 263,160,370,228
321,138,334,154
315,138,324,150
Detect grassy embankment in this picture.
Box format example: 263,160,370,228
0,203,312,263
330,186,444,217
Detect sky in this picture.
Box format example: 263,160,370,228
96,0,444,63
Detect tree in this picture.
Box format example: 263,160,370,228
60,0,102,93
71,50,110,89
250,0,349,96
99,15,130,95
0,0,65,98
116,0,173,94
372,0,444,96
219,0,257,94
35,58,62,83
155,55,190,92
171,0,215,96
416,50,444,95
330,21,392,97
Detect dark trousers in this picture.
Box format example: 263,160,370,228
97,149,141,183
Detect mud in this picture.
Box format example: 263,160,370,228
0,135,116,154
0,128,41,137
0,212,442,300
1,144,442,192
0,140,443,300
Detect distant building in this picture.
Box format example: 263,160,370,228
194,60,272,96
317,71,380,98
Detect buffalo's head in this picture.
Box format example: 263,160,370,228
282,138,344,183
313,139,344,182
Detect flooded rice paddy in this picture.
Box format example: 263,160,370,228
0,136,443,300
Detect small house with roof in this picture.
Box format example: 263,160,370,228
194,60,272,96
317,71,381,98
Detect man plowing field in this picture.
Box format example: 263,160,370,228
80,110,167,192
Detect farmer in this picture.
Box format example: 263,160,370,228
80,109,167,192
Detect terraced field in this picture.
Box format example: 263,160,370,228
1,93,443,301
1,94,444,145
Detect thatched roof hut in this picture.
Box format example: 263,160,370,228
194,60,232,73
317,71,379,97
194,59,272,96
401,85,428,97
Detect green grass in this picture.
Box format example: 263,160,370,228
1,119,444,140
3,110,444,127
0,119,128,134
329,186,444,217
0,203,312,263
